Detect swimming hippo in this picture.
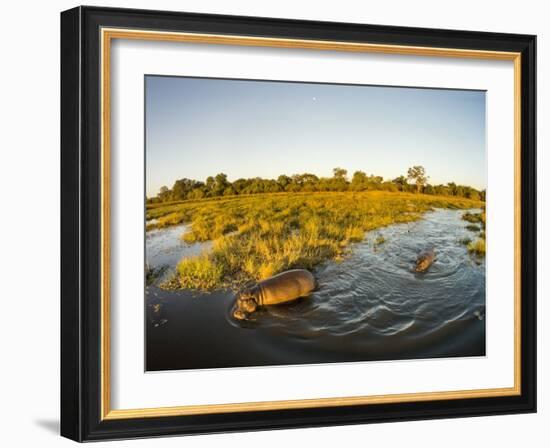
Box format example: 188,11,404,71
415,249,435,272
233,269,317,320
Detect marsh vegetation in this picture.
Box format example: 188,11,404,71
461,210,486,256
146,191,484,290
146,206,487,370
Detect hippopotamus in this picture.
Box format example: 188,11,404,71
233,269,317,320
415,249,435,272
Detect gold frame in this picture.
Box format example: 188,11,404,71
100,28,522,421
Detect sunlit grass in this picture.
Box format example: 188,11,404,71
462,211,486,258
175,255,224,290
462,211,486,228
467,238,486,256
148,191,484,290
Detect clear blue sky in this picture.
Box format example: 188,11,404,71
145,76,486,197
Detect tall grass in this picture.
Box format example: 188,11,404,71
148,191,484,290
467,239,486,255
462,211,486,258
463,211,486,228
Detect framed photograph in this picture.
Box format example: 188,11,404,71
61,6,536,441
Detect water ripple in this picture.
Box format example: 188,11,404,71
256,208,486,349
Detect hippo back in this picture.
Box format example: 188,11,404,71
415,250,435,272
257,269,316,306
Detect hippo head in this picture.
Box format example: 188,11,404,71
232,285,259,320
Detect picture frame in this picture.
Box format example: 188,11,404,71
60,5,536,442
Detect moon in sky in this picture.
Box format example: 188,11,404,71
312,96,317,101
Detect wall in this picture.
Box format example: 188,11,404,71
0,0,546,446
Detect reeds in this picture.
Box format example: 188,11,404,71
149,191,484,290
462,211,486,258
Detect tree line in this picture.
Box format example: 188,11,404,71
147,166,485,204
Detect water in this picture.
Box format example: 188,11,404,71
146,209,485,371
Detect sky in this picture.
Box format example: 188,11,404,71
145,75,486,197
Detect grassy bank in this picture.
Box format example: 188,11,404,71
462,210,486,256
147,191,484,290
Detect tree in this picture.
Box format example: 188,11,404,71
327,167,348,191
380,181,398,192
158,185,171,201
351,170,368,189
447,182,457,196
205,176,215,195
367,175,383,188
332,167,348,180
423,184,435,195
213,173,229,196
434,184,450,196
464,188,480,201
407,166,428,193
223,185,236,196
300,173,319,184
277,174,291,190
187,188,205,200
232,178,249,194
299,174,319,192
392,175,408,192
172,178,202,200
151,167,483,203
267,181,283,193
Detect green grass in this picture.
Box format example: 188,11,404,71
459,237,472,246
148,191,484,290
467,238,486,256
462,211,486,227
462,211,486,258
175,255,224,290
374,235,386,245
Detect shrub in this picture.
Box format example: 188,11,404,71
467,239,486,256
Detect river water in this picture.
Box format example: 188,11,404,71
145,208,485,371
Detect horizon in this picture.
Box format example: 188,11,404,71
146,76,486,197
146,166,485,197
